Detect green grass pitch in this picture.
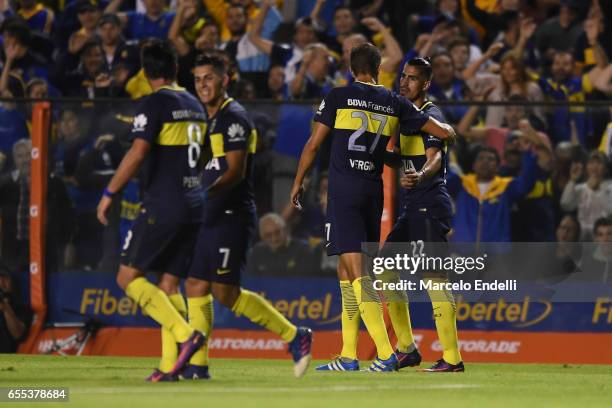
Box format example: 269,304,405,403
0,355,611,407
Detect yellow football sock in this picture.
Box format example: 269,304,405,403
387,301,416,353
339,280,360,360
427,279,462,365
188,295,214,366
159,293,187,372
352,276,394,360
232,289,297,342
125,277,193,342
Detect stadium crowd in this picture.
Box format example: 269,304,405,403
0,0,611,278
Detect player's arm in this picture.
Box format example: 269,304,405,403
401,147,442,189
420,117,456,143
205,149,247,198
290,122,331,208
97,139,150,225
384,131,402,169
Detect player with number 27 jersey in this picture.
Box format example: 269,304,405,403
314,81,429,254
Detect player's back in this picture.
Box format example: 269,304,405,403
398,101,452,218
314,81,427,198
131,85,207,222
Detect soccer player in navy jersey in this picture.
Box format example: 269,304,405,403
96,41,206,382
291,43,456,372
179,53,312,380
384,57,464,372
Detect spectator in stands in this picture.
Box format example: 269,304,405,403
427,52,470,124
265,64,286,100
249,7,317,87
0,18,48,84
535,48,606,145
573,7,607,75
0,267,31,353
167,0,207,51
0,75,29,167
16,0,54,35
105,0,175,40
334,33,366,87
68,0,102,56
485,52,544,128
557,214,582,243
289,43,333,99
448,143,544,243
533,0,583,59
220,2,280,79
458,94,549,161
204,0,281,43
489,12,538,66
246,213,316,277
173,18,221,92
461,0,520,48
169,1,218,55
0,139,74,273
57,40,124,98
361,16,403,89
312,3,357,55
98,13,139,86
561,150,612,240
576,216,612,283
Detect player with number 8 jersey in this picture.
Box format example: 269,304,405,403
97,41,207,382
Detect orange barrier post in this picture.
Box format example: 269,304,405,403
19,102,51,353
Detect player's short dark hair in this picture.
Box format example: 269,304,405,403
141,40,177,81
195,52,229,77
594,215,612,235
407,57,432,80
350,43,380,77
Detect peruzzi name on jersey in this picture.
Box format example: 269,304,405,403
202,98,257,221
314,81,429,197
131,85,207,220
399,101,452,218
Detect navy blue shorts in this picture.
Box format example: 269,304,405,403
188,211,256,285
326,194,383,256
120,208,200,276
386,211,451,244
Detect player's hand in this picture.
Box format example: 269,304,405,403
569,161,583,183
290,184,304,210
400,169,422,189
97,195,112,226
